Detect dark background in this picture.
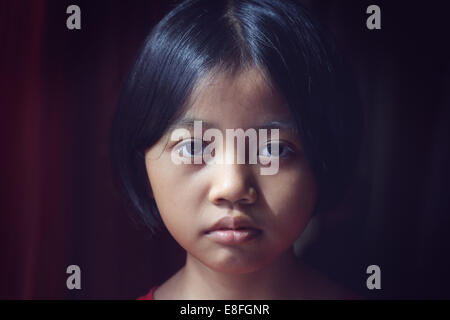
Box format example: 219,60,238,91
1,0,449,299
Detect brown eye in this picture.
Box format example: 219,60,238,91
259,142,293,158
178,140,206,157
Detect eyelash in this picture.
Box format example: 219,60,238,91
177,140,206,158
259,141,294,159
175,139,295,159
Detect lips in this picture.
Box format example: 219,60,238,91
204,216,262,245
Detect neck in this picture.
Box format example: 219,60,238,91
178,247,307,299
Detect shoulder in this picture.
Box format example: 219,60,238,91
137,286,158,300
294,263,362,300
142,267,185,300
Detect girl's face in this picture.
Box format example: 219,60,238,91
145,67,318,274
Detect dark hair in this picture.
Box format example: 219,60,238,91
111,0,363,234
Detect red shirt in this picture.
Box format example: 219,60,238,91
137,286,158,300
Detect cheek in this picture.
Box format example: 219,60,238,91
145,159,206,243
259,165,318,238
150,175,196,247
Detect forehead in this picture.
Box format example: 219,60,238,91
180,67,292,128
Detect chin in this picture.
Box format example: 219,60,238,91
205,253,271,275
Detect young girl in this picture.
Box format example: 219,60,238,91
111,0,363,299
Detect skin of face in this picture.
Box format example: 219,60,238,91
144,67,318,276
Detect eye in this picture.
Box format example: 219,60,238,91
177,139,207,158
259,141,294,159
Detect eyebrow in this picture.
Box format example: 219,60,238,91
168,117,299,133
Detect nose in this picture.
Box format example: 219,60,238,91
208,163,258,207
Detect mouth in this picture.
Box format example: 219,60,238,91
203,216,262,245
204,227,262,245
